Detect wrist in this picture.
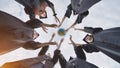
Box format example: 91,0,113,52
53,13,57,16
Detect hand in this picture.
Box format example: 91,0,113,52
41,24,48,33
54,16,60,23
60,38,64,43
74,27,78,30
49,33,55,42
74,27,84,31
70,35,72,41
52,33,55,38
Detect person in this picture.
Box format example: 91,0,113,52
74,27,120,63
0,33,59,68
0,51,59,68
55,35,98,68
15,0,60,23
59,0,101,31
0,11,57,55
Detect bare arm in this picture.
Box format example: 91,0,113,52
59,4,72,27
46,0,60,23
38,33,55,56
69,35,86,60
42,23,58,28
52,38,64,66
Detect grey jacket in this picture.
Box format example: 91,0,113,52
66,58,98,68
83,27,120,63
71,0,101,14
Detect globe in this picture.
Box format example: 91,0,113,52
58,28,66,36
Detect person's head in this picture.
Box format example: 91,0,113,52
83,34,93,44
34,0,47,19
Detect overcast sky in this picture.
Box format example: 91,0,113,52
0,0,120,68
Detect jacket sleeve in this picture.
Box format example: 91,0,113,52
59,53,67,68
65,4,72,18
84,27,103,34
82,44,99,53
76,11,89,24
74,46,86,60
22,41,41,50
52,50,60,65
46,0,54,8
46,0,57,16
84,27,94,34
38,46,49,56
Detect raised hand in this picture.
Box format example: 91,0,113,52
54,15,60,23
41,24,48,33
70,35,72,41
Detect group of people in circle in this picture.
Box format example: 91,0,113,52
0,0,120,68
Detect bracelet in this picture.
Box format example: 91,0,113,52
53,13,57,16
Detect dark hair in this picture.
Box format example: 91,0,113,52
69,56,74,61
83,34,93,44
39,11,47,19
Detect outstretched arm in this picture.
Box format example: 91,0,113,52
53,38,67,68
69,35,86,60
22,41,57,50
59,4,72,27
74,27,103,34
65,22,77,32
65,11,89,32
65,4,72,18
59,53,67,68
38,33,55,56
38,41,57,47
41,23,58,33
52,38,64,65
46,0,60,23
42,23,58,28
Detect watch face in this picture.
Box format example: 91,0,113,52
83,34,93,44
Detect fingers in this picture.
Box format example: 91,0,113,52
57,38,64,50
42,27,48,33
60,38,64,43
49,33,55,42
52,33,55,38
74,27,83,31
70,35,72,40
41,24,48,33
73,27,77,30
55,16,60,23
